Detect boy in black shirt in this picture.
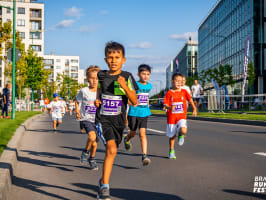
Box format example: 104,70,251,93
95,41,138,200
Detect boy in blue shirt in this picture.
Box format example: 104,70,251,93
124,64,152,166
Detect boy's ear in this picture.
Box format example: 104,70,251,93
122,57,126,64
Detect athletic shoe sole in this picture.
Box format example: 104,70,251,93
142,158,151,166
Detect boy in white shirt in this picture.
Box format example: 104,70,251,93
50,93,63,131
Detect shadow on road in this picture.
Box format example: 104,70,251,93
60,146,168,159
73,183,184,200
223,189,266,199
12,176,95,200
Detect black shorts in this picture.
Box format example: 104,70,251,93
128,116,148,131
193,97,200,103
80,121,99,142
97,121,125,147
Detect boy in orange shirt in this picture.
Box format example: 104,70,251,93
163,73,197,159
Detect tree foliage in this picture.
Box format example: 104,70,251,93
247,61,256,88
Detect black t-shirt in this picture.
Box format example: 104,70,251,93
96,70,138,125
3,88,10,102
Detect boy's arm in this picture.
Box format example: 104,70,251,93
117,76,137,105
74,99,80,119
188,98,197,116
95,88,102,108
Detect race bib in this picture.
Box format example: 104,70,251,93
172,102,184,114
137,93,149,106
100,94,122,115
54,106,60,113
85,105,97,114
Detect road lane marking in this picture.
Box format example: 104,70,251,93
147,128,166,134
254,152,266,157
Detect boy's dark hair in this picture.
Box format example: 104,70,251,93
105,41,125,57
138,64,151,73
172,73,183,80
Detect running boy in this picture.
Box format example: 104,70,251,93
163,73,197,160
95,41,138,200
124,64,152,166
75,65,100,170
50,93,63,131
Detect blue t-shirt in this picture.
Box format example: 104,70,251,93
128,81,152,117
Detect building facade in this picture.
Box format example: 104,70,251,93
166,39,198,90
43,54,84,85
0,0,44,90
198,0,266,94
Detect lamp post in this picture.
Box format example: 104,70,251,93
0,1,16,119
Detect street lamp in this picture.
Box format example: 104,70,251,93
0,0,16,119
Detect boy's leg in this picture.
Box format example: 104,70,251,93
139,128,147,155
53,120,57,130
126,130,136,142
85,131,97,152
101,139,117,184
169,135,176,150
178,120,187,146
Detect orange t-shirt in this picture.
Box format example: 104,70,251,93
44,98,50,105
163,89,191,124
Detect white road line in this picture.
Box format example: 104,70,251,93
254,152,266,157
147,128,166,134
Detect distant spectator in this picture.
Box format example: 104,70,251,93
1,83,11,119
191,80,203,109
39,98,45,112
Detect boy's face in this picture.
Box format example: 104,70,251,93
104,50,126,72
138,70,150,83
54,96,58,101
172,76,183,89
87,71,98,89
182,77,186,86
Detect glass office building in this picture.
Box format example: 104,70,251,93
198,0,266,94
166,39,198,89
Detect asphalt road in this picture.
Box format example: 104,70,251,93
8,113,266,200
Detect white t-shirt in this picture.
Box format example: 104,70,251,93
191,84,203,98
39,100,45,106
50,100,63,119
69,102,75,110
182,85,191,96
61,100,66,114
76,87,97,122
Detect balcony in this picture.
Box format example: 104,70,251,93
30,9,42,20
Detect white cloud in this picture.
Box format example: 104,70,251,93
64,7,82,19
169,32,198,41
128,42,153,49
53,19,75,29
99,10,109,15
79,24,96,33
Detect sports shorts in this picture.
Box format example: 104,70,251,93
166,119,187,138
128,116,148,131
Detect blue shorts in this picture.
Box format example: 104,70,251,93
80,121,99,142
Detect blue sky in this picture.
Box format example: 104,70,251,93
44,0,217,95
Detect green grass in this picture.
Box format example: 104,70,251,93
151,110,266,121
0,111,42,156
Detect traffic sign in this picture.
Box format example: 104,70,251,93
7,48,22,62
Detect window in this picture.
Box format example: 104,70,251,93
56,59,61,62
71,59,78,63
7,8,11,14
31,21,41,30
71,66,78,72
56,66,61,69
44,59,53,65
18,0,25,2
30,9,41,18
71,73,78,78
17,19,25,26
65,59,70,65
31,45,41,52
18,7,25,14
19,32,25,39
30,32,41,39
0,8,2,15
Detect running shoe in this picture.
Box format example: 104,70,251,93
169,150,176,160
142,154,151,166
123,135,132,151
0,116,3,119
5,116,10,119
97,180,111,200
88,158,98,170
178,135,185,146
80,151,89,165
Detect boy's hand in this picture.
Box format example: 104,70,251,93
192,109,197,117
95,99,101,108
76,111,81,119
117,76,127,89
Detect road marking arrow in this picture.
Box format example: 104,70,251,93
254,152,266,157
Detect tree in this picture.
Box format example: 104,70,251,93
247,61,256,89
25,48,48,92
211,64,235,87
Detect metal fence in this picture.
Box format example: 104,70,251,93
149,93,266,112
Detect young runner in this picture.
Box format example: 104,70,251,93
68,99,75,116
124,64,152,166
50,93,63,131
75,65,100,170
95,41,138,200
163,73,197,159
60,98,67,117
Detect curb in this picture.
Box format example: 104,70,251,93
0,113,44,200
151,113,266,127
